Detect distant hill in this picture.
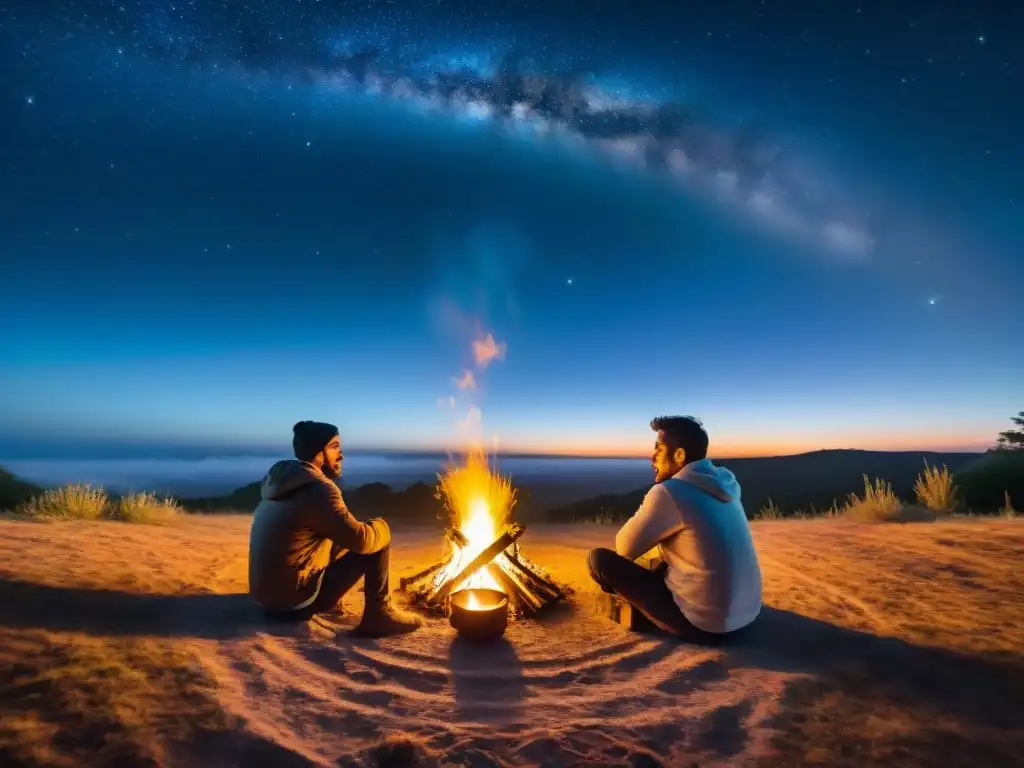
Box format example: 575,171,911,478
0,467,44,511
544,449,984,521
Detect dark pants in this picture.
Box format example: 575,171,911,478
268,544,391,622
587,547,727,644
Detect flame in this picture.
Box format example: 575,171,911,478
435,448,517,594
464,591,483,610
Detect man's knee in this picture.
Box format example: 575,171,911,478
586,547,616,584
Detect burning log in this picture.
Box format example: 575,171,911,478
428,523,526,603
499,552,564,603
399,528,469,591
489,561,544,614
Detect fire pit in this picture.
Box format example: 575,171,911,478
400,449,570,619
449,588,509,642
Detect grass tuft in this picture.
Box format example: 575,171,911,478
756,498,783,520
16,485,180,524
842,475,904,522
914,460,959,514
1002,491,1017,518
108,492,181,524
18,484,109,521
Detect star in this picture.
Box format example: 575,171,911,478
977,35,986,44
928,298,937,306
25,96,34,105
566,278,574,286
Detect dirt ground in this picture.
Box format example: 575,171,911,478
1,515,1022,767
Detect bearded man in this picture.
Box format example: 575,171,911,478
248,420,421,637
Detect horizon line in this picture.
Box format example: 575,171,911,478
0,445,990,463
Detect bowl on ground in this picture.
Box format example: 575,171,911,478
449,588,509,643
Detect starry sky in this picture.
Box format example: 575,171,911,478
1,0,1021,460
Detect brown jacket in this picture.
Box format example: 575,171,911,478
248,460,391,611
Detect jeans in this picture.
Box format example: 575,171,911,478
268,544,391,621
587,547,725,643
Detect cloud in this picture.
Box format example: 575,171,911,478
454,370,476,390
472,334,507,368
436,396,456,410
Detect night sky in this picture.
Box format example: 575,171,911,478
1,0,1021,459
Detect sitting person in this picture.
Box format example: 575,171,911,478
587,416,762,642
248,420,421,637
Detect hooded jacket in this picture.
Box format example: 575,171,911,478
615,459,762,633
248,460,390,611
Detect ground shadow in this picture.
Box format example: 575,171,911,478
0,576,271,640
732,607,1024,766
448,635,526,723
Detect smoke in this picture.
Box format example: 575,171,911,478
472,334,507,369
441,331,508,448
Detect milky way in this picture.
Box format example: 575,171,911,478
15,0,874,259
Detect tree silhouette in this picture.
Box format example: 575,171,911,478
995,411,1024,451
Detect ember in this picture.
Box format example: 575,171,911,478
400,448,570,617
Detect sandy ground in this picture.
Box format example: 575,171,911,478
0,516,1022,768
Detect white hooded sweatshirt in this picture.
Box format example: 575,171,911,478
614,459,762,633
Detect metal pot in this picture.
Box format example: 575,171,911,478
449,588,509,642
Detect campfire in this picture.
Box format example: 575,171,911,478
400,449,569,618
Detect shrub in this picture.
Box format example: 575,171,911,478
18,483,109,520
913,460,958,514
842,475,904,522
109,491,181,524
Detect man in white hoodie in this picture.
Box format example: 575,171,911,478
587,416,762,641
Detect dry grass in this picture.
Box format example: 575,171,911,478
842,475,904,522
16,485,179,525
1003,491,1017,518
756,498,783,520
108,492,181,524
914,461,959,514
17,484,109,521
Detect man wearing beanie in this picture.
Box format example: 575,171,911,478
248,420,421,636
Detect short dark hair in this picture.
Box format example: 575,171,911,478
650,415,709,462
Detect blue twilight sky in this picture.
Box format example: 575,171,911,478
1,0,1021,459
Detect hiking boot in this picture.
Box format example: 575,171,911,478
353,597,422,637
